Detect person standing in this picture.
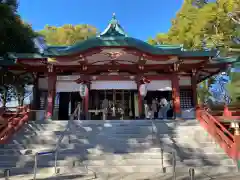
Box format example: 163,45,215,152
151,98,158,119
144,102,150,119
160,97,169,119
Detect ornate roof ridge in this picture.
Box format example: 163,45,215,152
99,13,127,37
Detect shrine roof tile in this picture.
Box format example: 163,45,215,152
213,56,240,64
9,53,46,59
0,57,16,66
179,50,217,57
43,36,184,56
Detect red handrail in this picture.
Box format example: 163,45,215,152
203,109,234,140
197,107,235,158
0,105,30,144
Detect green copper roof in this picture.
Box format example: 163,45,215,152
213,56,239,63
39,14,216,57
44,36,187,56
155,44,183,49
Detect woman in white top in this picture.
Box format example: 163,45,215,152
160,97,169,119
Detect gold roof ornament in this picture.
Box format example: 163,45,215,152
47,57,57,63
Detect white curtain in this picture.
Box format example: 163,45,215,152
90,81,137,90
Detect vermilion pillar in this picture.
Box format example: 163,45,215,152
46,64,56,120
191,70,198,109
171,74,181,119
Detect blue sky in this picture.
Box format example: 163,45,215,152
18,0,183,40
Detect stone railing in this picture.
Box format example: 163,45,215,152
0,105,30,144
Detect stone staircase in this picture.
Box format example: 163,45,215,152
0,119,238,179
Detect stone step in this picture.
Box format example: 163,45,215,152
0,160,236,174
3,137,157,150
0,145,164,156
6,134,216,149
0,166,237,180
1,136,226,155
0,149,231,163
31,121,154,129
0,153,234,169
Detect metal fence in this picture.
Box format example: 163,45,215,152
32,104,96,180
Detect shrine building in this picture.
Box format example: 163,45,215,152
2,14,237,120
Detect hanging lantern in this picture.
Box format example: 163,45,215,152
79,83,87,97
139,83,148,97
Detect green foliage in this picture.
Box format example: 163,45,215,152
226,81,240,102
0,0,37,55
150,0,240,103
226,71,240,102
150,0,240,50
197,78,215,104
39,24,98,46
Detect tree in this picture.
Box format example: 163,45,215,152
150,0,240,50
39,24,98,46
149,0,240,103
0,0,37,56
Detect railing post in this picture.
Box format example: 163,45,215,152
54,151,59,174
33,154,38,180
189,168,195,180
172,150,176,180
161,148,166,173
4,169,10,180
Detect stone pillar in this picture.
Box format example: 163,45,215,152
45,64,56,120
171,74,181,119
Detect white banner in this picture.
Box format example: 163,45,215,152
56,82,80,92
90,81,137,90
147,80,172,91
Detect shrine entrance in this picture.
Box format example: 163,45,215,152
89,90,137,120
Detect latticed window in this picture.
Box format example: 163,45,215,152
180,88,193,109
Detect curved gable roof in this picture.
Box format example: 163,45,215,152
41,14,216,58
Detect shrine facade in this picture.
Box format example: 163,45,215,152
1,14,236,120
